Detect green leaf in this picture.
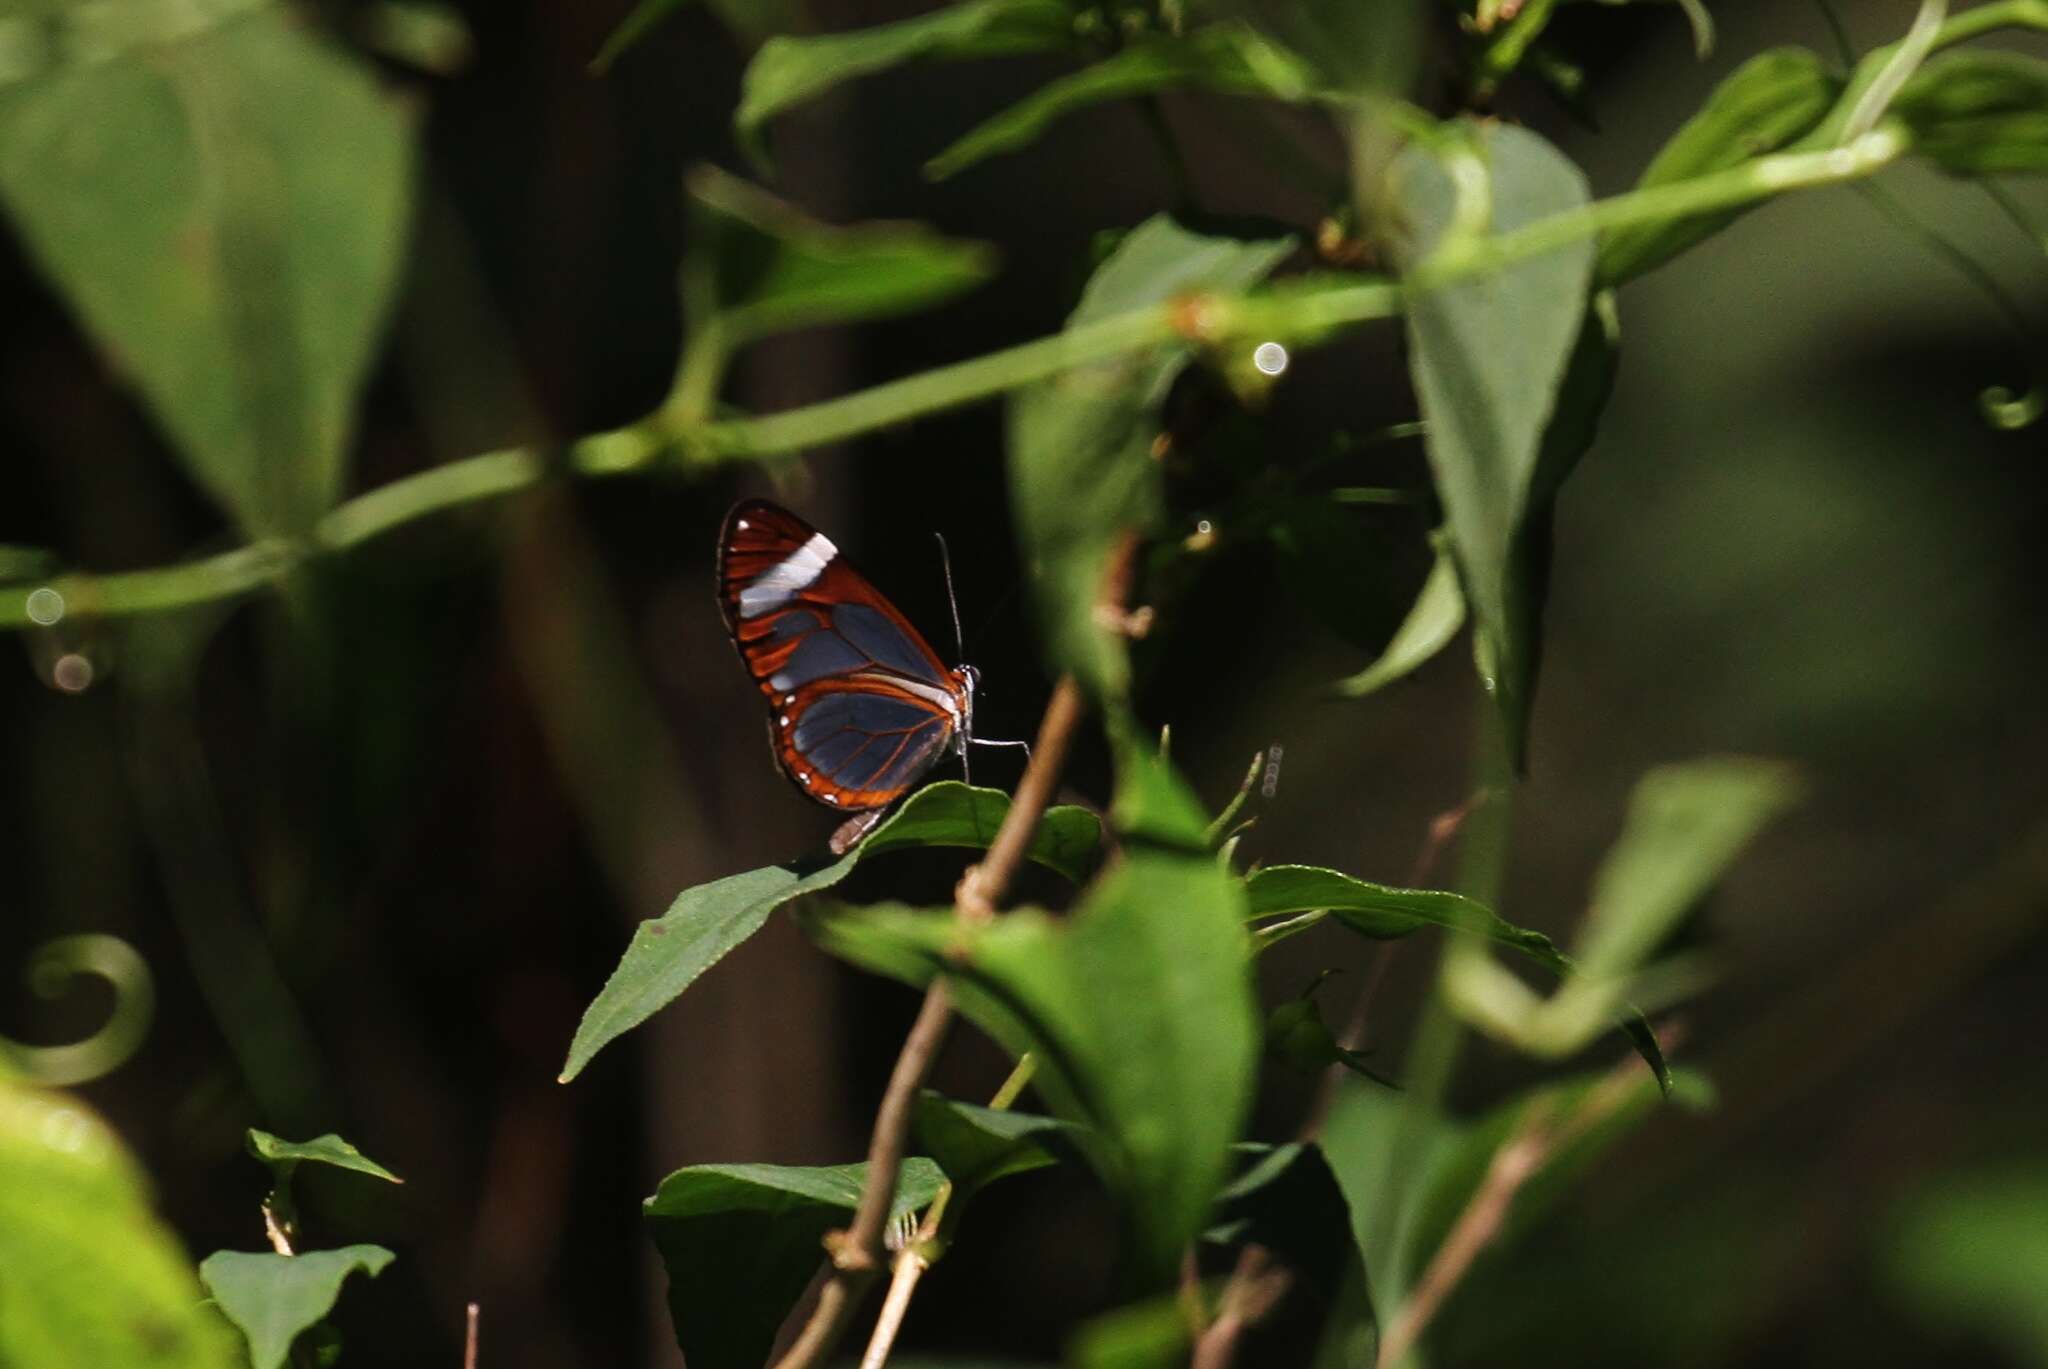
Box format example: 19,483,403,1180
736,0,1075,165
1893,52,2048,176
1009,216,1293,698
1486,293,1620,738
686,165,996,347
1575,757,1800,984
0,1077,240,1369
913,1091,1078,1198
810,846,1259,1280
198,1246,395,1369
245,1130,402,1186
1396,121,1593,768
1246,864,1668,1086
925,24,1315,180
1334,533,1464,695
1596,47,1841,285
643,1159,945,1369
1068,1294,1194,1369
1108,730,1213,849
1319,1077,1454,1320
1208,1142,1365,1310
1883,1166,2048,1365
0,6,415,537
559,782,1099,1081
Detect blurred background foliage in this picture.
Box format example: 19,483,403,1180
1,0,2046,1365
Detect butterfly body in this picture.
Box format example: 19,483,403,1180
718,500,979,812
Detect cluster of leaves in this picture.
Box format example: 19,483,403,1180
0,0,2045,1365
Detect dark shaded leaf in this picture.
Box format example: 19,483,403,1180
736,0,1075,164
913,1091,1080,1198
1597,47,1840,285
1266,495,1397,653
1395,121,1593,768
1208,1142,1364,1311
560,782,1100,1081
199,1246,394,1369
1333,532,1464,694
643,1159,944,1369
0,1077,239,1369
1009,216,1293,698
0,6,414,537
1894,52,2048,176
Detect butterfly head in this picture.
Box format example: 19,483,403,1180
950,663,980,753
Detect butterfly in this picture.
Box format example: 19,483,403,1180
717,500,1025,847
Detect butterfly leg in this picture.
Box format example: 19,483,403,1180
970,736,1033,765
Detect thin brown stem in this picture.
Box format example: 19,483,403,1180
463,1302,479,1369
1374,1107,1557,1369
1297,789,1494,1141
856,1052,1038,1369
1373,1039,1663,1368
1190,1245,1292,1369
769,675,1090,1369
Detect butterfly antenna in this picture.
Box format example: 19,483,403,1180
935,531,967,662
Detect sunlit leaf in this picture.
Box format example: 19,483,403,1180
1894,52,2048,176
736,0,1074,164
0,6,414,537
925,24,1316,181
1009,216,1293,698
810,846,1258,1281
643,1159,945,1369
686,165,997,347
1396,121,1592,768
1246,864,1668,1086
1333,534,1464,695
198,1246,395,1369
560,782,1099,1082
1597,47,1840,285
245,1130,402,1186
0,1077,239,1369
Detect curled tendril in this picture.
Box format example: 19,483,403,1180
1979,381,2047,431
0,934,155,1086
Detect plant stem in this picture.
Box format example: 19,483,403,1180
771,678,1088,1369
1369,695,1516,1367
0,122,1928,632
857,1050,1039,1369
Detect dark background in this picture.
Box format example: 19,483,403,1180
4,0,2047,1364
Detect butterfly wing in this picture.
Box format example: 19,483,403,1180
718,500,967,811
